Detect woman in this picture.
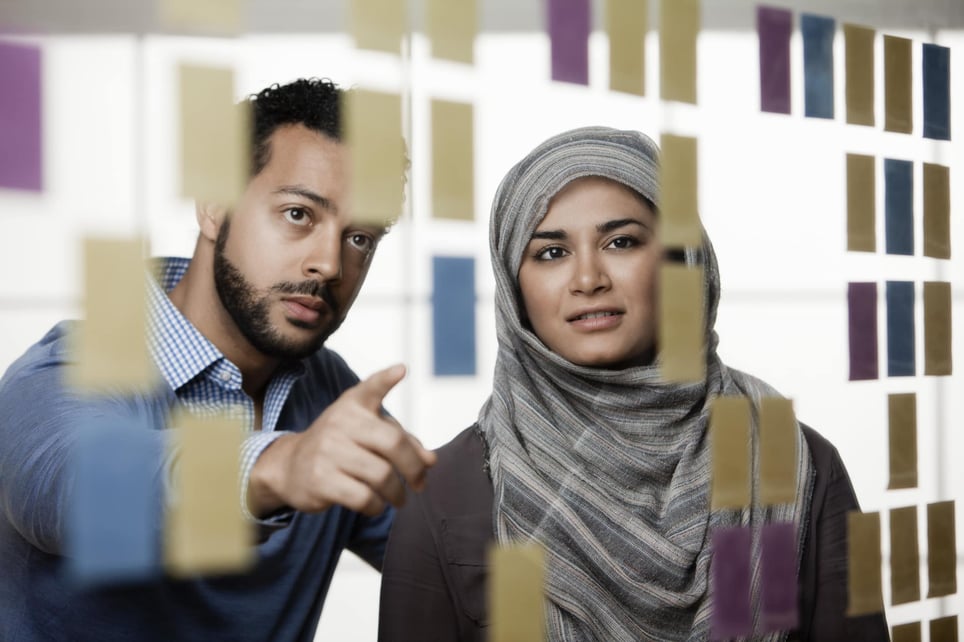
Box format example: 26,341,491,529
378,127,888,641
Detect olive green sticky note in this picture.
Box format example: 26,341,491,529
927,500,957,598
923,281,952,376
847,153,876,253
659,264,705,383
68,238,158,393
351,0,406,54
847,510,884,616
710,396,751,510
660,0,699,104
489,543,545,642
344,90,407,226
759,397,797,505
892,622,922,642
923,163,951,259
159,0,242,33
166,411,253,576
660,134,701,248
607,0,647,96
931,616,959,642
426,0,476,64
890,505,921,605
179,64,250,206
884,35,913,134
844,24,875,126
431,99,474,221
888,393,918,490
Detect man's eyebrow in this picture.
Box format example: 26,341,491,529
274,185,335,211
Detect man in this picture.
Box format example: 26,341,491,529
0,77,435,641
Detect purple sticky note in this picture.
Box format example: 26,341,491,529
848,282,879,381
0,41,42,191
711,526,753,639
761,522,799,632
548,0,590,85
758,6,793,114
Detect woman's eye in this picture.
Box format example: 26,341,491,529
283,208,311,226
535,246,567,261
607,235,638,250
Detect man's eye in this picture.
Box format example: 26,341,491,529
283,208,311,226
346,233,375,253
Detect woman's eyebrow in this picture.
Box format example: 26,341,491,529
530,229,567,241
597,218,648,233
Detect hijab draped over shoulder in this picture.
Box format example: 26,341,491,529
477,126,815,641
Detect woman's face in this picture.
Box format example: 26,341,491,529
518,176,662,369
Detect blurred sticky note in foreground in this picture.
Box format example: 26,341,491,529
431,99,474,220
927,500,957,598
166,412,252,576
760,397,797,505
710,526,752,638
892,622,922,642
659,264,704,382
884,35,913,134
889,505,921,605
548,0,590,85
844,23,875,126
760,522,798,633
931,616,959,642
802,14,835,119
607,0,647,96
924,281,952,376
68,417,159,584
923,162,951,259
660,134,701,247
660,0,699,104
351,0,406,54
426,0,476,63
885,158,913,256
886,281,915,377
344,89,406,226
847,510,883,616
846,153,876,252
432,256,476,376
710,396,750,510
489,543,545,642
888,393,918,490
179,64,249,205
923,44,951,141
0,41,42,191
159,0,241,33
848,282,878,381
69,238,157,392
757,5,792,114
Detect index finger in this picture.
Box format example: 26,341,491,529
350,364,406,409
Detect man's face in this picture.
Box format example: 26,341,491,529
213,124,384,360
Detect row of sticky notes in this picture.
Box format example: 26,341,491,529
847,281,953,381
350,0,476,63
848,502,957,615
847,155,951,259
893,617,959,642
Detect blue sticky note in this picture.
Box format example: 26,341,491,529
0,41,43,191
885,159,914,256
802,14,835,119
922,44,950,140
67,418,160,585
432,256,476,376
887,281,916,377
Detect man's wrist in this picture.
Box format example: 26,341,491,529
241,431,292,521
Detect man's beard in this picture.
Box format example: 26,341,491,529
213,222,343,360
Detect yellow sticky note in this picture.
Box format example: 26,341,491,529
489,543,545,642
890,505,921,605
923,163,951,259
927,500,957,598
426,0,476,63
659,264,705,383
888,393,918,490
930,616,959,642
158,0,241,33
659,134,701,248
923,281,953,376
431,99,474,220
847,510,884,616
179,64,250,206
759,397,797,505
68,237,157,393
660,0,699,104
710,396,751,510
884,35,913,134
165,412,253,576
847,153,876,253
344,90,407,226
351,0,406,54
892,622,922,642
608,0,647,96
844,24,875,126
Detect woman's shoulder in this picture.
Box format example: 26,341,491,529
420,425,493,517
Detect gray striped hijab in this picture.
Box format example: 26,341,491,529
477,127,815,641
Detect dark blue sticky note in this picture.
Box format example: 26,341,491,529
67,418,160,585
923,44,950,140
761,522,799,633
548,0,590,85
0,41,43,191
885,159,914,256
757,6,793,114
711,526,753,638
848,282,878,381
432,256,476,376
802,14,835,119
886,281,916,377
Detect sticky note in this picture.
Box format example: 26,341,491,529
344,90,406,226
659,134,701,248
801,14,835,119
658,265,705,383
884,35,913,134
158,0,241,33
757,6,792,114
710,526,752,638
607,0,647,95
760,397,797,505
923,162,951,259
489,543,545,642
847,153,876,253
847,510,883,616
893,622,922,642
431,100,474,220
165,412,252,576
351,0,406,54
923,281,952,376
885,159,914,256
0,41,42,191
927,500,956,597
67,417,159,584
660,0,699,104
68,238,157,392
888,393,918,490
923,44,951,140
426,0,476,63
548,0,590,85
848,282,878,381
931,616,959,642
886,281,915,377
178,64,250,206
844,24,875,126
760,522,799,632
710,396,750,510
432,256,476,376
890,505,921,605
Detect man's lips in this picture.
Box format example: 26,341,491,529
281,296,328,323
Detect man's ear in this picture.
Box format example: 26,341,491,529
196,201,228,243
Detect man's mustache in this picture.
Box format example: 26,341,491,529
273,280,340,317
